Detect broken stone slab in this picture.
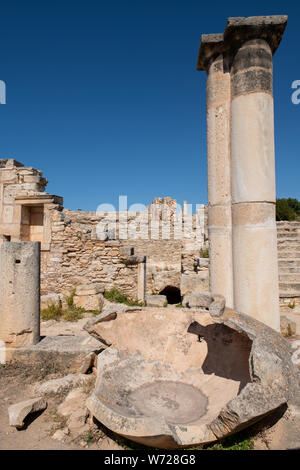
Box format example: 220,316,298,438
180,273,209,296
40,293,61,310
182,291,212,309
73,293,104,312
10,335,102,374
83,304,142,345
146,295,167,308
8,397,47,428
32,374,93,396
280,316,297,337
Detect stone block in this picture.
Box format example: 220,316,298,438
8,397,47,428
180,273,209,296
146,295,167,307
73,293,104,311
40,293,61,310
182,292,212,309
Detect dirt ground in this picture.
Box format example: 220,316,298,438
0,360,124,450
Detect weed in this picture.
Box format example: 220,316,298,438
62,307,85,322
104,288,143,307
288,301,296,309
200,248,209,258
41,304,62,321
84,430,94,445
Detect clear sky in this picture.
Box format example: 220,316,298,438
0,0,299,211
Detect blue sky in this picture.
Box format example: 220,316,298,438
0,0,299,211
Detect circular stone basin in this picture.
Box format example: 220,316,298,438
129,380,208,425
85,306,300,449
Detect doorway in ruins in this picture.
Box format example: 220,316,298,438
20,205,44,243
159,285,181,304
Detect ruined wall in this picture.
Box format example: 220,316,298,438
0,160,208,300
40,207,207,298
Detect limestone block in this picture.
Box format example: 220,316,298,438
146,295,167,307
73,293,104,312
40,293,61,310
0,242,40,348
180,273,209,296
182,292,212,309
8,397,47,428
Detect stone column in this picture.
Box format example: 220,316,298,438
137,259,146,304
0,242,40,361
197,34,234,308
226,16,287,330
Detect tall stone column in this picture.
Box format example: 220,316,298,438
0,242,40,362
226,16,287,330
197,35,234,308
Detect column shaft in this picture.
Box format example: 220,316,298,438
230,39,279,330
207,54,234,307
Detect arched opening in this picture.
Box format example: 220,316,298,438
159,285,181,305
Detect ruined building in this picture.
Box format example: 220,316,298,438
0,158,208,303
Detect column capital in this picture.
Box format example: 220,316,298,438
196,33,224,72
224,15,288,55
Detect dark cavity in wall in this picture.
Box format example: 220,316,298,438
159,286,181,304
